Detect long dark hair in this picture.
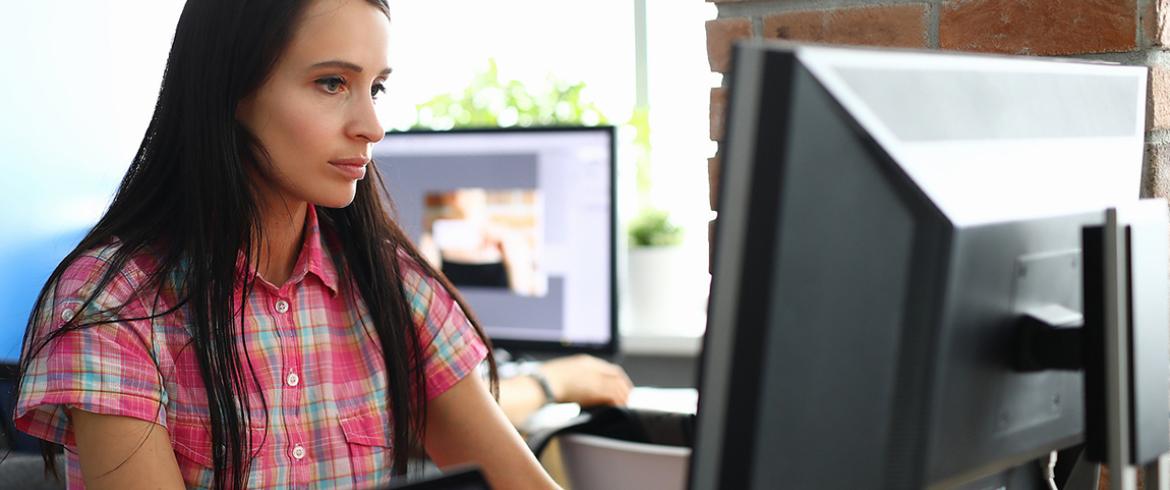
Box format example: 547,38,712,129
16,1,498,488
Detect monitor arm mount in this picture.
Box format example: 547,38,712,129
1013,201,1170,490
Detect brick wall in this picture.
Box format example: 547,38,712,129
705,0,1169,213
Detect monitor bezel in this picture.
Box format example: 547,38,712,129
377,125,619,356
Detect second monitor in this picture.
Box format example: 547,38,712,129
372,126,616,355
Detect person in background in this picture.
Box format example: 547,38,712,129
418,188,543,296
11,1,558,488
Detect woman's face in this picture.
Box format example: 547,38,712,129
237,0,390,209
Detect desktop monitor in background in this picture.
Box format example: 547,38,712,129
372,127,616,355
692,42,1150,489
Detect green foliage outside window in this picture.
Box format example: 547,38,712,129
412,59,608,130
624,106,681,246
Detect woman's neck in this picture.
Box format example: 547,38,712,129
252,193,309,287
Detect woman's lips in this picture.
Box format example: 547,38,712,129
329,159,368,180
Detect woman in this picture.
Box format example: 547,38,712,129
12,0,558,488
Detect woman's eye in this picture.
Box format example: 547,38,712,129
316,76,345,94
371,83,387,100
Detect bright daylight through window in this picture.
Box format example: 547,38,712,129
381,0,717,339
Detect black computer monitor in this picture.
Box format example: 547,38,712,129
691,42,1151,489
372,127,617,355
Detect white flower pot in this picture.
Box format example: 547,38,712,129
627,244,687,336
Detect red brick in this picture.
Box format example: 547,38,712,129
1151,66,1170,131
1153,0,1170,46
762,4,929,48
706,18,753,73
709,153,720,270
709,155,721,211
1143,0,1160,47
710,87,728,143
939,0,1137,55
709,220,717,272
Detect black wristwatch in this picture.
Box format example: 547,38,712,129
528,371,557,405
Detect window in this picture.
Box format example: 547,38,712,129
378,1,636,131
382,0,717,337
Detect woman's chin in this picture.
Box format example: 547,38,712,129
314,189,359,209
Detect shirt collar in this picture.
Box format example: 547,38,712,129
236,205,340,297
297,205,340,297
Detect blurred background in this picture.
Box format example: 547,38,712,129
0,0,719,365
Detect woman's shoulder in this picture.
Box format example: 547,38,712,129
395,247,468,323
25,238,166,344
395,248,438,300
54,237,164,305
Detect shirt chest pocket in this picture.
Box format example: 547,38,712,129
338,405,393,450
337,404,396,487
169,416,268,468
332,340,393,453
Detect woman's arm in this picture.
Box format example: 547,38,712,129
497,355,634,427
424,373,561,489
497,375,548,427
71,409,185,490
536,355,633,408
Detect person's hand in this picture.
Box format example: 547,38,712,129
538,354,634,407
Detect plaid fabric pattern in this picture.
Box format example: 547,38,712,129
14,205,488,489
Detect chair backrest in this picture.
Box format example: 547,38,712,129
558,433,691,490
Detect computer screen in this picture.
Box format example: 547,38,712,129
372,127,616,354
691,42,1148,489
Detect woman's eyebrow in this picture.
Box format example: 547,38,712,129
308,60,393,76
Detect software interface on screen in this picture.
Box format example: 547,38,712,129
372,129,613,348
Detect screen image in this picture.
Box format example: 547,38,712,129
373,127,615,352
419,188,547,297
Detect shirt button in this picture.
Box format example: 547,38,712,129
292,444,306,460
286,372,300,387
275,300,289,314
61,308,75,322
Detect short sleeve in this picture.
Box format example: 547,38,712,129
398,256,489,401
14,253,167,448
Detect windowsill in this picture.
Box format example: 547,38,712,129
620,331,703,357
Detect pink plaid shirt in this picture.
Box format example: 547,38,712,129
14,205,488,489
